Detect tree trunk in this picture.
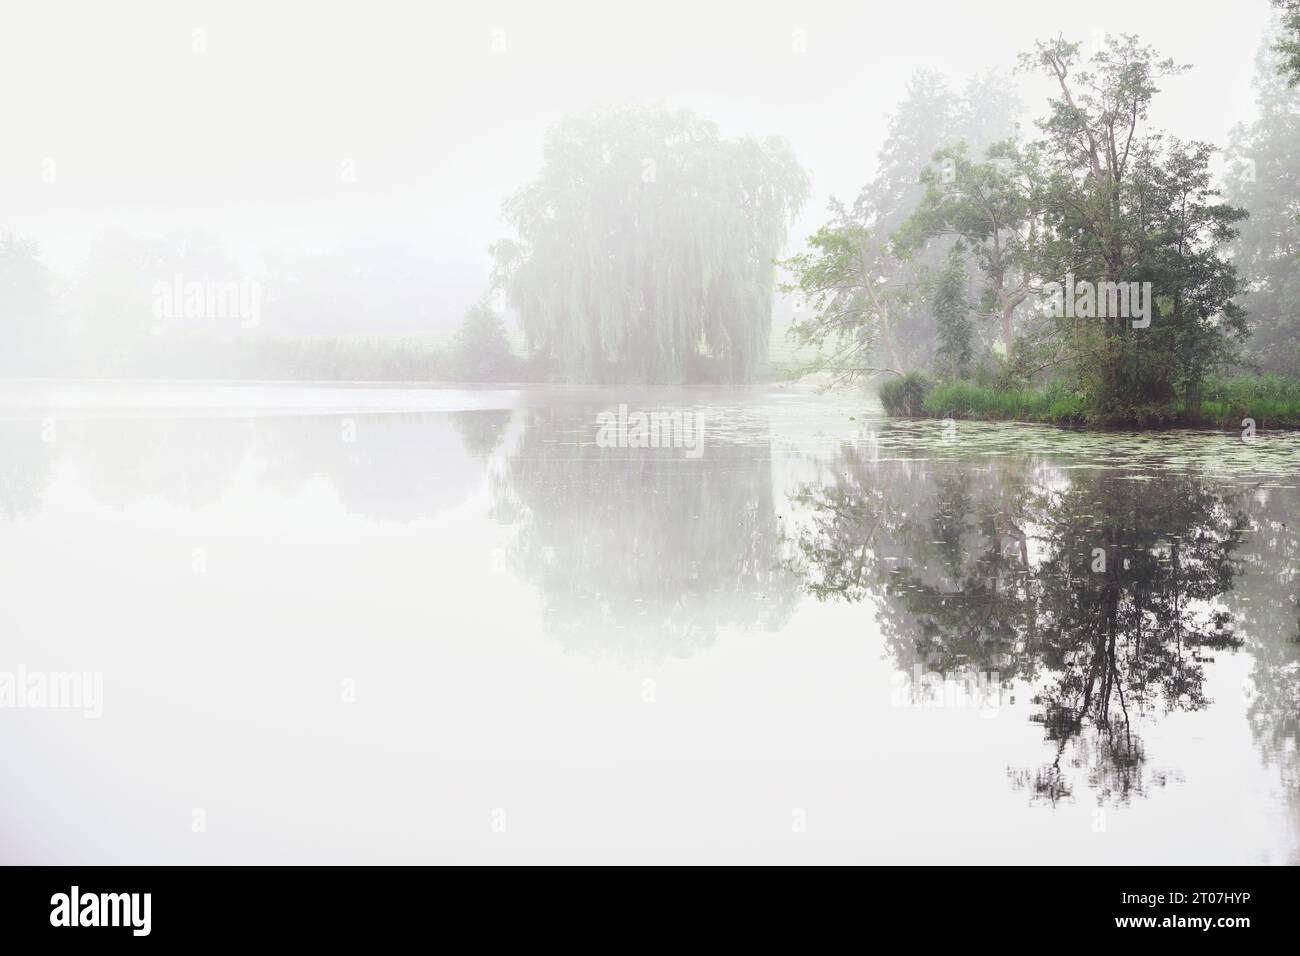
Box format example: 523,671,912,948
881,317,904,374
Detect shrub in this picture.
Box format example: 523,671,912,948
881,369,1300,429
879,372,931,416
902,379,1088,424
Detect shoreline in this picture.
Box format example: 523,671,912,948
881,410,1300,433
879,375,1300,433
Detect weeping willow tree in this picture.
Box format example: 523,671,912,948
491,105,808,383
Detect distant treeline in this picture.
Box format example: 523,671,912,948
0,333,511,383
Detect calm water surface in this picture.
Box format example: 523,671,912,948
1,382,1297,863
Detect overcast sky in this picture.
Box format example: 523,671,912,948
0,0,1278,329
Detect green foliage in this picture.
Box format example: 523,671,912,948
1273,0,1300,85
789,447,1260,803
493,104,808,384
782,216,913,378
884,373,1300,429
1202,374,1300,428
881,34,1252,423
919,380,1087,424
878,372,931,416
899,139,1040,359
798,34,1254,422
782,71,1020,380
930,252,974,379
1019,36,1248,414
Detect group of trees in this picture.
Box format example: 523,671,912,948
6,103,809,386
787,26,1300,420
490,25,1298,400
488,21,1300,396
1223,7,1300,375
6,23,1300,395
0,229,519,382
781,72,1020,380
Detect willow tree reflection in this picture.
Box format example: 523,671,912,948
492,406,799,663
789,445,1248,804
1020,470,1246,803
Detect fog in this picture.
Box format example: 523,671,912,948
0,0,1271,345
4,1,1300,873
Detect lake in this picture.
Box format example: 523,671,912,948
1,381,1297,863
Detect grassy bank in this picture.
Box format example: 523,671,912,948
881,373,1300,430
1200,375,1300,429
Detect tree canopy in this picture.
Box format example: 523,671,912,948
781,71,1020,381
492,105,808,384
1225,23,1300,374
786,34,1254,420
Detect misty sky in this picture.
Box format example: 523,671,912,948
0,0,1277,330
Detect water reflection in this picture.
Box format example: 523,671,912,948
1229,485,1300,861
450,409,512,460
2,393,1297,859
787,443,1299,807
491,405,799,662
0,413,501,523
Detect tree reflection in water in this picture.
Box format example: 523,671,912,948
3,403,1295,849
492,406,800,663
1228,483,1300,861
788,443,1251,805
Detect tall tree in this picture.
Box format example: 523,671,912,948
898,140,1042,361
1224,26,1300,375
1019,35,1246,414
783,71,1020,381
492,105,807,384
781,202,920,379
